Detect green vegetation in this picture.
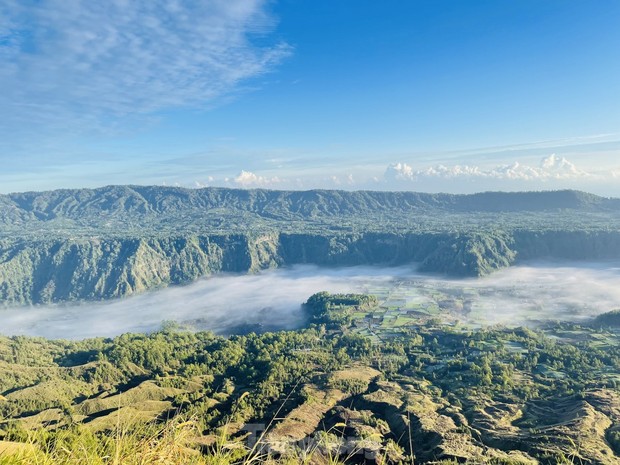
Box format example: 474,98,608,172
592,309,620,328
2,293,620,463
2,186,620,461
2,186,620,305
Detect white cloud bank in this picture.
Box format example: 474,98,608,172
385,154,590,184
2,262,620,339
376,153,620,194
177,153,615,195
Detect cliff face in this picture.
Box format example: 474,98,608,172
0,235,261,305
3,229,620,305
512,230,620,261
418,232,517,276
0,232,475,305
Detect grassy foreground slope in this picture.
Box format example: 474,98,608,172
2,295,620,464
1,186,620,305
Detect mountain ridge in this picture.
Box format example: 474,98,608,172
3,185,618,219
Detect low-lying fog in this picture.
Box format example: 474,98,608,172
1,262,620,339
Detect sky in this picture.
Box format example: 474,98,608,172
1,0,619,195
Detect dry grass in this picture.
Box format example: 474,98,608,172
0,417,214,465
0,416,350,465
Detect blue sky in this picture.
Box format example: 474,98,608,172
1,0,619,194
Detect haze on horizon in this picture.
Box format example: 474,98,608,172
1,1,619,195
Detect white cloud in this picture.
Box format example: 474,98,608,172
539,153,587,177
233,170,280,187
386,155,593,184
488,162,541,180
420,164,484,179
384,162,415,181
0,0,290,134
489,154,589,180
324,174,356,187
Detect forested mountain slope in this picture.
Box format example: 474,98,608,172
1,186,618,234
1,186,619,305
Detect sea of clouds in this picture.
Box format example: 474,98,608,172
1,262,620,340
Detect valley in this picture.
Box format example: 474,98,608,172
2,187,620,464
2,262,620,340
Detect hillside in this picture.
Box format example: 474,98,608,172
1,186,620,305
2,293,620,464
593,310,620,328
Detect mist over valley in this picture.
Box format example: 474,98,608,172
3,261,619,339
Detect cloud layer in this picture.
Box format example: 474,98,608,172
0,0,289,134
187,154,610,194
0,266,406,339
232,170,281,187
2,262,620,339
385,154,590,184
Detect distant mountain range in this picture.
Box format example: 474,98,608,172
1,186,619,305
2,186,619,230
